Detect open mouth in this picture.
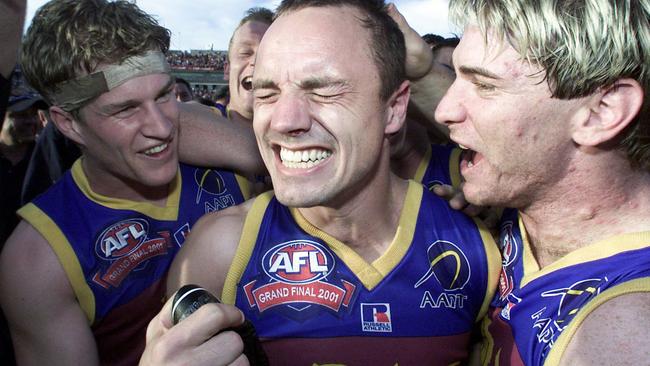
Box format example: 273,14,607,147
241,76,253,91
459,145,478,168
279,146,332,169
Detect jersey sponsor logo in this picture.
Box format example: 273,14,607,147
194,168,236,212
92,218,172,289
243,240,356,314
498,220,518,301
361,303,392,332
415,240,471,291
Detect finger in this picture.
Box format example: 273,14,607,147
462,204,485,218
145,295,175,341
170,303,245,346
193,330,245,366
432,184,457,200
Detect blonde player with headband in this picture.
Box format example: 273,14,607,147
0,0,255,364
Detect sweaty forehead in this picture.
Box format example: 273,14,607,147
255,6,374,79
454,26,531,80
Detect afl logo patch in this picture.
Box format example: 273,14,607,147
95,219,148,259
262,240,334,284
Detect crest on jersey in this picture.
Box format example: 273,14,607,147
92,218,171,289
243,240,356,318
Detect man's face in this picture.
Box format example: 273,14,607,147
174,82,193,102
75,72,180,191
435,26,584,208
225,20,270,120
3,106,41,144
253,6,399,208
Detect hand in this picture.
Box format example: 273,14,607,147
432,183,501,229
386,2,433,80
140,293,249,366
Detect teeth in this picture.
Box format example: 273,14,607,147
280,147,332,169
459,144,469,150
144,143,168,155
467,160,474,168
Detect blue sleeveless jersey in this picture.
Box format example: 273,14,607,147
223,181,500,366
413,144,462,191
18,160,248,366
481,208,650,366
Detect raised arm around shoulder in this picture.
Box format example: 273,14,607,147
0,221,99,365
167,200,253,301
559,292,650,365
177,102,266,176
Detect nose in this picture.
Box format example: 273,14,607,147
141,101,175,139
270,92,311,136
434,80,466,127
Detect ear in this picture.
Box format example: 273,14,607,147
49,106,86,146
36,109,49,128
572,79,644,146
223,60,230,81
384,80,411,135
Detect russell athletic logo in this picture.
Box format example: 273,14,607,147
92,218,171,289
361,303,392,332
243,240,356,314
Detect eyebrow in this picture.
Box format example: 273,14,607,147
100,75,175,114
458,65,502,80
252,77,349,91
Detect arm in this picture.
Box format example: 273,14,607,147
167,199,252,298
139,202,253,365
387,3,451,137
0,221,99,365
178,102,266,176
559,292,650,365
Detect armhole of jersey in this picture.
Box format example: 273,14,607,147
221,191,273,304
545,277,650,365
472,217,501,322
449,147,462,189
413,144,432,183
479,315,495,366
235,173,252,201
17,203,96,324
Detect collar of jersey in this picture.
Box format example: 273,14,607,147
290,180,422,291
70,158,181,221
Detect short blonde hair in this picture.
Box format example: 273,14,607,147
450,0,650,170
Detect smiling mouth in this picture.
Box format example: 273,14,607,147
279,146,332,169
241,76,253,91
143,143,168,156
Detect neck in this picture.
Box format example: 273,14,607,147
520,153,650,267
390,119,430,180
81,157,171,206
299,150,409,263
228,108,252,126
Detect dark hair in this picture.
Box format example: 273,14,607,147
275,0,405,101
21,0,170,104
175,77,192,92
430,36,460,53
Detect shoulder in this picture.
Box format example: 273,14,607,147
167,197,258,297
0,220,77,320
560,291,650,365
